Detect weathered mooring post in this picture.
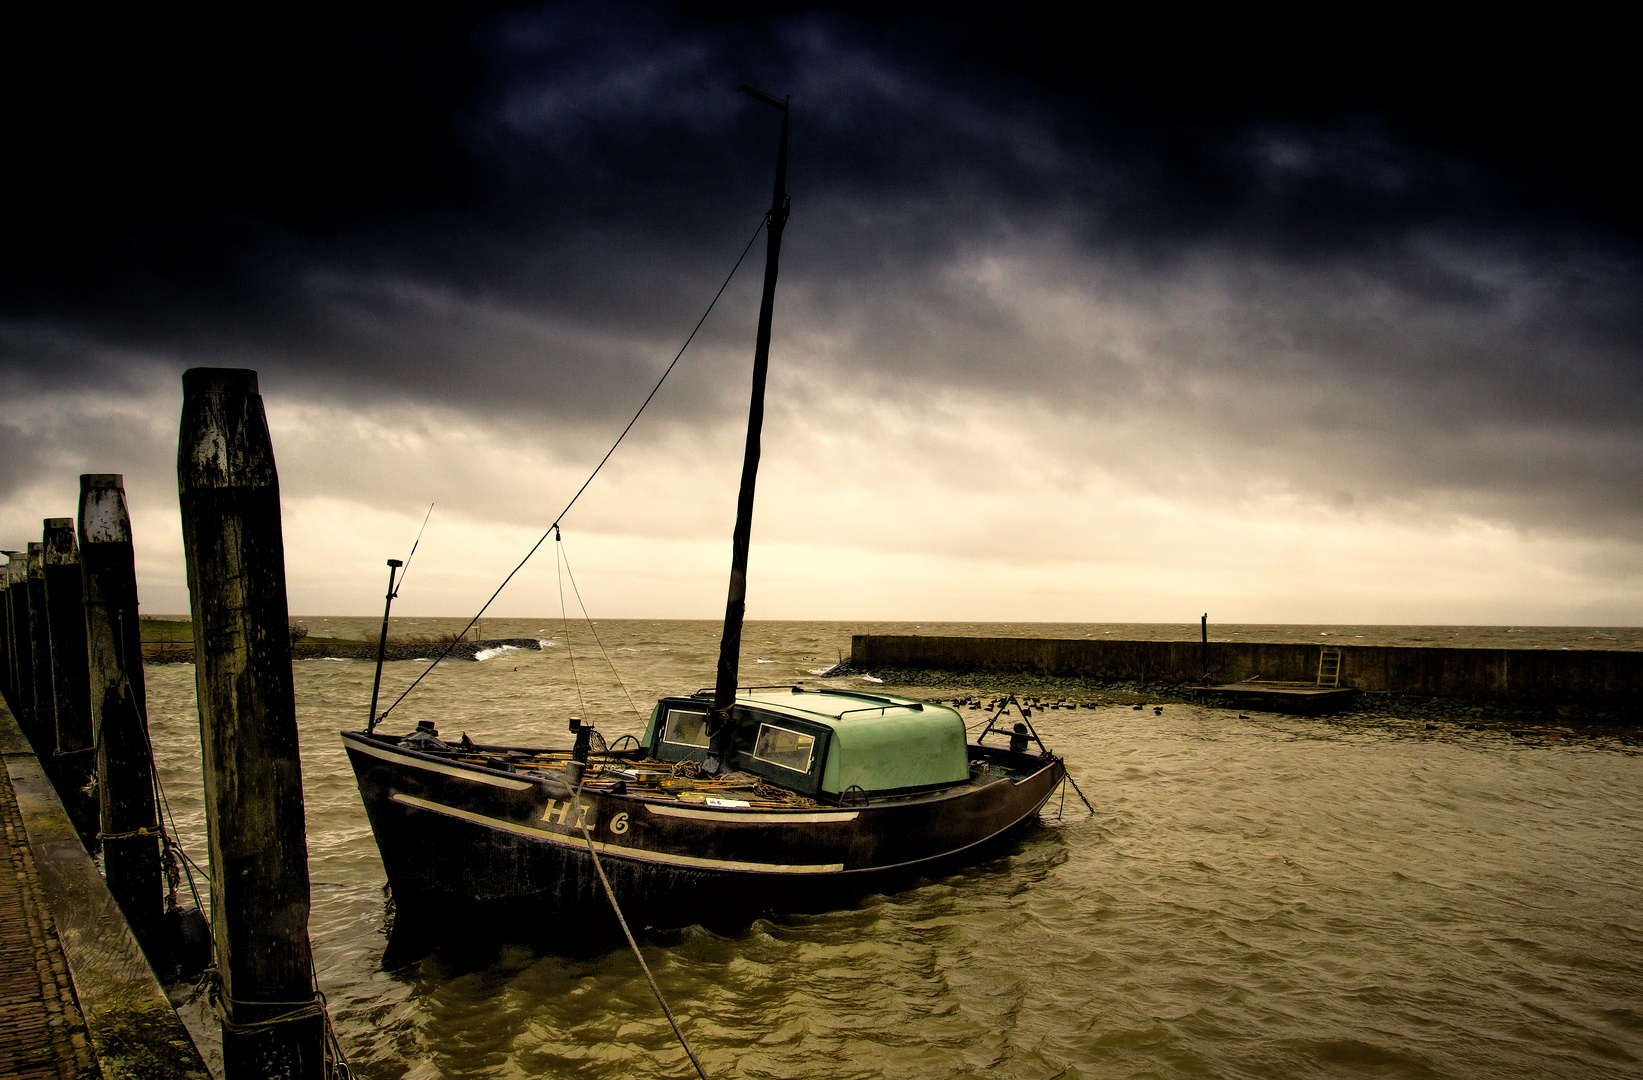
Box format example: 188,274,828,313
1201,613,1208,685
0,553,15,708
4,555,33,733
178,368,324,1078
80,474,164,956
44,516,98,841
27,542,57,755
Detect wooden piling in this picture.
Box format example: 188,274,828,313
80,474,164,957
177,368,323,1078
0,556,14,709
43,517,97,842
26,543,56,757
4,557,33,740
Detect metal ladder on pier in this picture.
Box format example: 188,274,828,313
1316,649,1342,687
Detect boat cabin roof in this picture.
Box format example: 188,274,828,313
643,686,969,800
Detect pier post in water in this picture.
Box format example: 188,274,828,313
178,368,323,1078
27,542,57,756
80,474,164,955
5,555,34,739
44,516,98,841
0,553,16,709
1201,613,1208,685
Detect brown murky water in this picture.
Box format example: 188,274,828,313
143,620,1643,1079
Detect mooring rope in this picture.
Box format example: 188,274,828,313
110,609,209,917
196,966,354,1078
374,212,769,725
96,826,155,841
973,695,1096,814
571,762,711,1080
196,968,323,1029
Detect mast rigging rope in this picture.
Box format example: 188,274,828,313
374,212,768,724
558,530,645,719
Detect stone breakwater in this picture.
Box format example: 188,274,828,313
851,635,1641,714
826,662,1639,735
291,638,544,662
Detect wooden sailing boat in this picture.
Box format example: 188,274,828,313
342,90,1067,933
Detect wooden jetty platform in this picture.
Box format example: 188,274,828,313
0,733,94,1080
1194,682,1358,715
1,703,209,1080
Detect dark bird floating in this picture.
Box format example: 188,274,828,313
341,90,1067,935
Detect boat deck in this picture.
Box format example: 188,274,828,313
366,736,1033,810
447,748,824,807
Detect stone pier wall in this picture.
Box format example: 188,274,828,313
850,635,1642,706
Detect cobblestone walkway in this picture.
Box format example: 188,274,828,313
0,765,96,1080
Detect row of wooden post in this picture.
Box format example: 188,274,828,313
0,479,164,955
0,369,324,1078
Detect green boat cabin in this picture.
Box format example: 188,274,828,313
642,687,970,801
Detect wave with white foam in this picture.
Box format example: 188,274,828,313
474,644,522,662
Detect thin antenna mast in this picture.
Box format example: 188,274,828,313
367,504,433,733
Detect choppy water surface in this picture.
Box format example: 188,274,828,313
144,620,1643,1079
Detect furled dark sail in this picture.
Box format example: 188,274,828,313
710,88,791,760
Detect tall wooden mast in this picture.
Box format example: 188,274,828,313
709,86,790,766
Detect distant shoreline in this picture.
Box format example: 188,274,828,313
292,638,544,662
141,636,545,664
136,616,1643,653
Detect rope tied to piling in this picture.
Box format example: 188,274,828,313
196,966,323,1029
97,825,158,841
195,967,353,1078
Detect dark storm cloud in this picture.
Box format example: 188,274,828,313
2,2,1638,543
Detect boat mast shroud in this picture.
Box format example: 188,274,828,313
711,89,791,748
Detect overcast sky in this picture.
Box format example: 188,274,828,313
3,3,1638,624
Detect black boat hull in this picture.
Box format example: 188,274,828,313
343,731,1065,931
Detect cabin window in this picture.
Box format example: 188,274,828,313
663,709,711,749
752,724,815,773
